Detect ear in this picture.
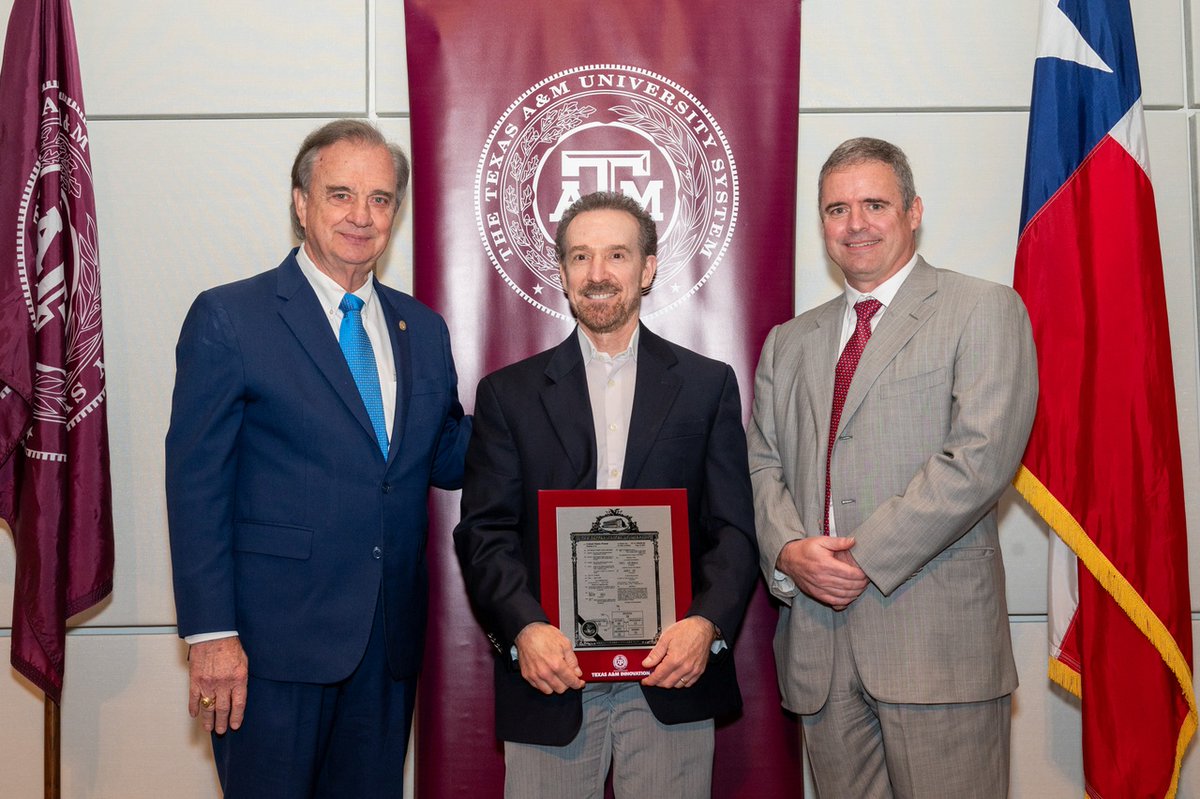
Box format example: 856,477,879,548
908,195,924,232
640,255,658,290
293,187,309,232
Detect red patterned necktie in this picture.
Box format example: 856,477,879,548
824,298,882,534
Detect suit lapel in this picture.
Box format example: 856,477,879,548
838,258,939,432
540,331,597,489
623,326,681,487
805,298,844,418
376,283,411,468
274,254,383,454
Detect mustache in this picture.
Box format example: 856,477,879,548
579,280,622,296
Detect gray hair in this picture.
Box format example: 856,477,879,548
289,119,410,240
819,137,917,211
553,191,658,263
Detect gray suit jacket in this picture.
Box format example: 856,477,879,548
748,258,1037,713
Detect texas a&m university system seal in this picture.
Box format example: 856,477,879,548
475,64,739,320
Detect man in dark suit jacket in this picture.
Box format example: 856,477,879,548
166,120,470,798
454,192,758,797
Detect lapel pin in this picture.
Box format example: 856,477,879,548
398,320,408,332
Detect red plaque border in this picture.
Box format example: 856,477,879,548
537,488,691,682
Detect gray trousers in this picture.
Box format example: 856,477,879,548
504,681,714,799
803,618,1011,799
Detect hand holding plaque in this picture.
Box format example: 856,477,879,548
640,615,717,688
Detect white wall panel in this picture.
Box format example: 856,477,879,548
377,0,411,115
1150,111,1200,609
1009,620,1086,796
799,0,1183,111
1191,0,1200,105
0,637,46,798
799,1,1036,110
1000,494,1053,616
1130,0,1189,107
2,633,219,798
70,1,368,117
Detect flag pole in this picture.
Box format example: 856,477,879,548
44,696,60,799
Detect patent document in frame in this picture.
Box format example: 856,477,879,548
538,488,691,682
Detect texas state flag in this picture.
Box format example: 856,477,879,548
1014,1,1196,796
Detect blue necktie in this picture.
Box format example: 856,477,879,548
338,293,389,458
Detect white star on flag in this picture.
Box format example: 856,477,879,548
1036,0,1112,72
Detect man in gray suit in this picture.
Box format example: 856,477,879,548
748,137,1037,798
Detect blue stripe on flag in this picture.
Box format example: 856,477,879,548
1019,0,1141,231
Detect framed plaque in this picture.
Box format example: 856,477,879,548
538,488,691,682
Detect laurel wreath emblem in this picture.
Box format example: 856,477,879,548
501,101,596,285
498,97,709,290
608,99,708,284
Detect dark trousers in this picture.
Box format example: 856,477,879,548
212,599,417,798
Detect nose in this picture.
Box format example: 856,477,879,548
584,256,608,283
347,196,372,227
846,205,867,231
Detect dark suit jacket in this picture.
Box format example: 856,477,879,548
166,250,470,683
454,325,758,746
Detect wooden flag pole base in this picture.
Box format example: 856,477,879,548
45,696,60,799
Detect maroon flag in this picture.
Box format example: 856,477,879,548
0,0,114,704
405,1,801,795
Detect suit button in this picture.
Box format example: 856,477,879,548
373,546,383,559
381,483,392,494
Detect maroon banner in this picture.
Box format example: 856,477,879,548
0,0,114,703
405,1,801,794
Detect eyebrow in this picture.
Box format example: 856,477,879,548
823,197,892,213
323,184,395,200
567,244,632,254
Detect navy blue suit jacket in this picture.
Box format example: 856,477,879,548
167,250,470,683
454,326,758,745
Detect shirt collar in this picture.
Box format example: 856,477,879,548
577,325,640,366
295,245,377,314
843,252,919,311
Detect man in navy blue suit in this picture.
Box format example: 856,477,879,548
166,119,470,798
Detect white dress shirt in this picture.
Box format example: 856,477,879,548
578,326,639,489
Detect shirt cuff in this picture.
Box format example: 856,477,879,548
184,630,238,645
772,568,798,597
